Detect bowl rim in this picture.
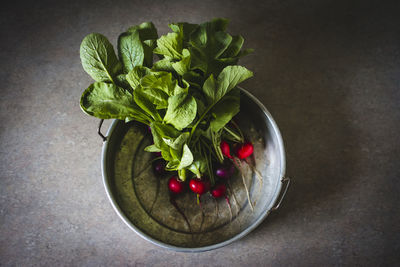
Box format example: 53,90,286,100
101,87,286,252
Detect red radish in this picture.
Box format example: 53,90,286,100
189,178,210,195
168,176,184,194
153,159,166,175
236,142,254,159
215,163,235,179
211,183,227,198
153,151,162,157
211,183,233,220
220,140,233,159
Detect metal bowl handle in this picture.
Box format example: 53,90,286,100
271,177,291,211
98,119,107,142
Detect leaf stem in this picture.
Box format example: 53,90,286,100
212,129,224,163
94,49,115,84
207,149,215,186
188,104,214,143
231,119,244,141
199,139,215,185
223,125,243,143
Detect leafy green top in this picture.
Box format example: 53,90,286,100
79,18,253,183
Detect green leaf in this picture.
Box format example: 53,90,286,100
162,137,175,147
150,121,180,148
153,32,183,60
173,81,189,96
115,74,130,90
188,46,207,73
80,82,148,121
188,156,207,178
202,74,217,105
179,79,190,93
162,132,190,150
217,65,253,99
189,65,252,140
169,22,199,43
210,88,240,132
150,121,180,162
202,65,253,105
133,86,161,121
190,18,229,49
183,71,203,88
186,18,253,77
141,72,186,96
125,22,158,67
170,147,181,161
141,72,171,93
118,31,144,72
152,58,174,72
173,132,190,149
166,159,180,170
192,30,232,59
80,33,122,83
143,40,156,67
162,151,173,162
164,93,197,130
220,35,244,58
144,144,161,152
127,22,158,41
177,144,193,169
172,48,191,75
189,19,232,75
178,168,187,181
137,71,172,108
142,88,169,109
126,66,152,89
194,97,206,115
208,18,229,31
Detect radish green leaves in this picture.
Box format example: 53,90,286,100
80,33,122,83
164,93,197,130
118,30,144,72
79,19,253,182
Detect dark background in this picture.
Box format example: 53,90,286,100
1,0,399,265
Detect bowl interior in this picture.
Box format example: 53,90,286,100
103,91,285,250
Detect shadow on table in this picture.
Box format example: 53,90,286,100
225,0,371,235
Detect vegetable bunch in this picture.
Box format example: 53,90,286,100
79,18,253,189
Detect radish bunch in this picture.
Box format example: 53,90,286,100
220,139,258,210
161,135,259,215
79,18,259,229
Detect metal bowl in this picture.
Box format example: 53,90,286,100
101,88,289,252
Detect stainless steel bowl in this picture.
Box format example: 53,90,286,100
101,87,289,252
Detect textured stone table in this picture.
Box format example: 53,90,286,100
1,0,399,266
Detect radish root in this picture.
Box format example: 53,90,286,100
227,181,240,215
232,157,254,211
225,195,233,222
244,157,263,206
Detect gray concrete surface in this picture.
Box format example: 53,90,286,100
1,0,399,266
